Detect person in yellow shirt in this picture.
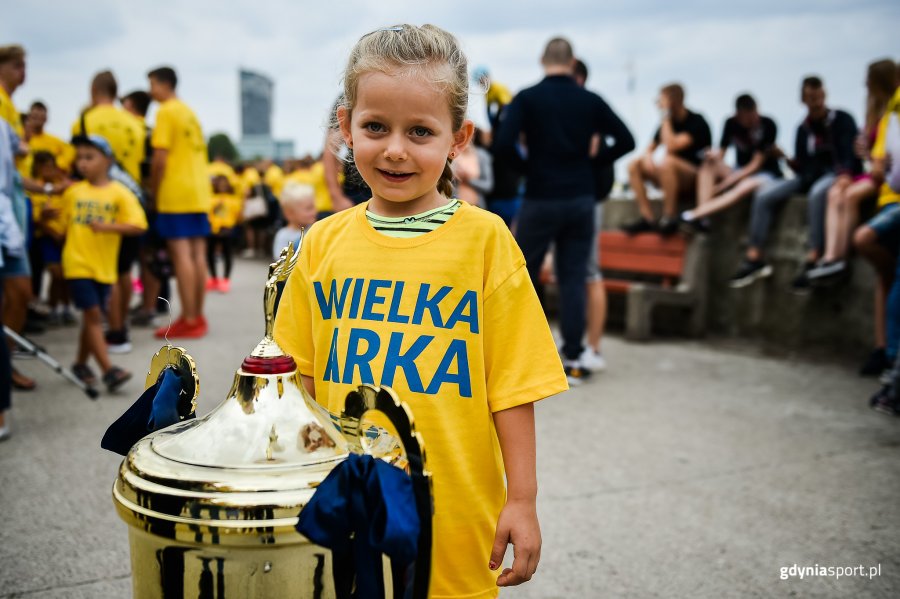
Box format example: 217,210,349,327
208,158,240,193
148,66,212,339
238,163,267,257
30,151,74,325
63,135,147,392
26,101,75,173
473,65,513,131
262,159,285,199
0,45,25,139
71,71,145,183
285,157,333,217
206,175,242,293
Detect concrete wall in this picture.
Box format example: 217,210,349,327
600,196,877,357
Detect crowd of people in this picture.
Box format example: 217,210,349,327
1,37,899,446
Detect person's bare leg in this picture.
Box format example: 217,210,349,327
190,237,208,318
167,239,199,321
77,316,91,364
690,177,765,220
107,274,132,333
834,179,876,260
83,306,112,373
695,156,729,207
658,156,698,217
855,226,895,349
586,280,607,352
628,156,658,221
822,182,846,262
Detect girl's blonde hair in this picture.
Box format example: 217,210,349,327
339,24,469,198
280,182,315,207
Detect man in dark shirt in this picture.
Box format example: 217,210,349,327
494,37,633,384
680,94,783,231
730,76,860,290
623,83,712,235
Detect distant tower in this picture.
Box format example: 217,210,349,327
240,69,273,137
237,69,294,161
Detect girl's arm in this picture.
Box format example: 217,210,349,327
490,402,541,587
89,222,146,235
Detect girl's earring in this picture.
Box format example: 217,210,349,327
449,152,456,159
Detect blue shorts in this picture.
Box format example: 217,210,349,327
40,237,63,264
68,279,111,310
156,213,211,240
868,203,900,255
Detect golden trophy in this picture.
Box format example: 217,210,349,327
113,242,432,598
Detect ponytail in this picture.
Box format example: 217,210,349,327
438,158,454,198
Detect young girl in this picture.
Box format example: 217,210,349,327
207,175,241,293
273,24,567,597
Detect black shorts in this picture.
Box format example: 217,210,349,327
117,235,142,275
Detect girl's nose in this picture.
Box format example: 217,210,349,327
383,136,408,161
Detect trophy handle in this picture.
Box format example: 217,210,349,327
340,385,432,599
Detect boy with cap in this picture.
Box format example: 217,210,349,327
63,135,147,391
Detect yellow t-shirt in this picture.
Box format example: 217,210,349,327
208,192,242,234
274,202,568,599
0,86,22,137
61,181,148,284
29,131,75,172
264,164,285,199
151,98,211,214
71,105,145,181
486,81,513,108
872,88,900,208
239,167,261,200
31,190,67,239
208,160,240,193
286,162,332,213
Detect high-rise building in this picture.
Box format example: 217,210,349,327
237,69,294,161
240,69,273,136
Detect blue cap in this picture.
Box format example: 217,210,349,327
472,65,489,82
72,134,114,158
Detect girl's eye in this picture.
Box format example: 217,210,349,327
411,126,432,137
364,122,385,133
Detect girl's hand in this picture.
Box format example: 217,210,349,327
489,498,541,587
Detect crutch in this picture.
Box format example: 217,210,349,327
3,325,99,399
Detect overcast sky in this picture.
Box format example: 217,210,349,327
4,0,897,165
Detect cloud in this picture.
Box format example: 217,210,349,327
3,0,897,161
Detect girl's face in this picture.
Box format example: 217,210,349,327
339,69,472,216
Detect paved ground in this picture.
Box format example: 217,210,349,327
1,257,898,598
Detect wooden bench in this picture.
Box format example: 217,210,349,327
600,231,708,340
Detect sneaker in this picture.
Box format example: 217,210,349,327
729,260,773,288
679,215,710,235
563,359,591,386
790,261,816,294
240,248,256,259
860,347,889,377
217,278,231,293
130,310,157,328
807,260,848,285
45,312,63,328
579,347,607,372
163,317,208,339
206,277,220,291
621,217,656,235
869,386,900,417
61,310,78,326
658,216,680,237
103,366,133,393
72,363,98,387
105,330,133,355
23,319,45,335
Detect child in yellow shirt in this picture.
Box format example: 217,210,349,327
63,135,147,392
30,151,74,325
206,175,242,293
273,25,568,598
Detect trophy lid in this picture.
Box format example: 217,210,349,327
114,242,351,545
